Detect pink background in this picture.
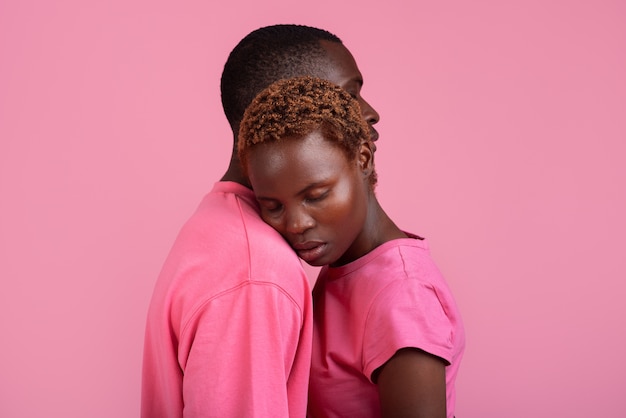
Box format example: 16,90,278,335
1,0,625,417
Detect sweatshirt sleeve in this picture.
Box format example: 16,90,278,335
178,281,308,417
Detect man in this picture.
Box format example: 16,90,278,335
141,24,379,417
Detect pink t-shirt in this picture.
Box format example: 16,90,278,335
308,236,465,418
142,182,312,417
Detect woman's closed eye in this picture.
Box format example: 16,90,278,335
259,200,283,214
305,190,329,204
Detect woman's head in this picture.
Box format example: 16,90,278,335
238,76,379,266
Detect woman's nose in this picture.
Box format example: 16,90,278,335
285,209,315,235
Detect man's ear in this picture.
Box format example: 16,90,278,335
358,140,374,177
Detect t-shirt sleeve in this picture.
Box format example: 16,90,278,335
361,279,455,382
178,282,307,417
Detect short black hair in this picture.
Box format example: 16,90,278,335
220,24,341,129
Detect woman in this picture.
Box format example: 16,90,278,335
238,76,465,418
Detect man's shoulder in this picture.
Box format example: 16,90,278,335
174,188,305,285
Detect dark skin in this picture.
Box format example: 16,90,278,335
375,348,447,418
248,134,403,268
222,40,380,187
234,40,444,416
247,134,448,416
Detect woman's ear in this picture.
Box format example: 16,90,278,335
358,140,374,177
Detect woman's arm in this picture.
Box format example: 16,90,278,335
374,347,447,418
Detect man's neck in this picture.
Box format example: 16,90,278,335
221,148,251,188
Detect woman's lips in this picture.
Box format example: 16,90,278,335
292,241,327,264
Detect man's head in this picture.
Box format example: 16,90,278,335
220,24,379,141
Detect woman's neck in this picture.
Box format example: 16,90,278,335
331,197,406,267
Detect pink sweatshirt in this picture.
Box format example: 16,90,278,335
142,182,312,417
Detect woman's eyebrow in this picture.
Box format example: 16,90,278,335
296,181,327,196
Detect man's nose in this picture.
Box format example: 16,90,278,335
361,98,380,126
